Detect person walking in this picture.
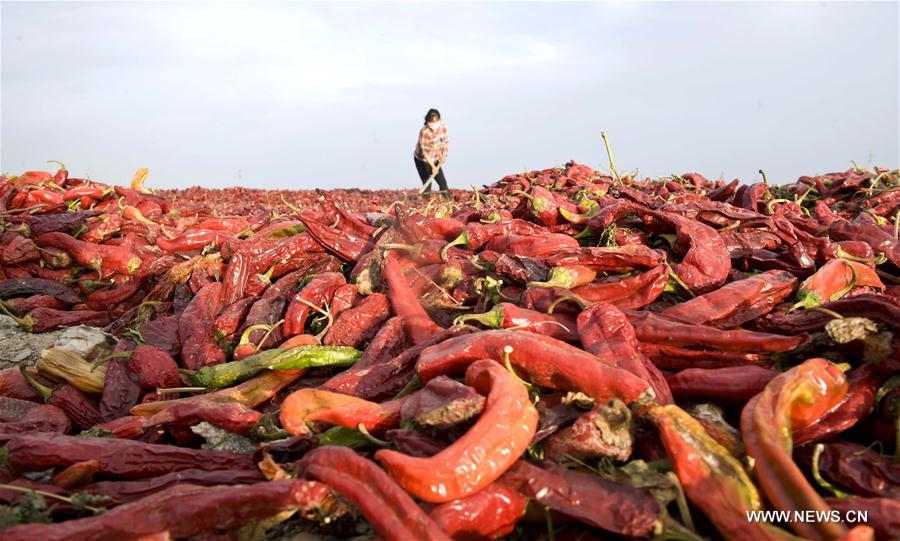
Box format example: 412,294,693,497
414,108,450,196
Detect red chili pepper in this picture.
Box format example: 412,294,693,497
376,359,538,503
429,483,527,540
300,215,371,261
0,235,39,265
2,480,332,541
156,228,235,254
793,363,887,446
283,272,346,338
829,218,900,268
142,400,262,435
1,294,67,315
178,281,225,370
220,250,252,306
0,403,71,434
383,250,442,344
629,312,807,353
500,460,659,538
793,258,885,310
298,446,452,541
543,399,633,462
98,359,142,422
442,219,546,255
417,330,654,404
20,367,102,431
575,301,673,404
667,366,779,403
25,307,109,333
281,388,406,436
213,297,255,339
35,232,142,277
73,470,262,511
640,343,769,370
455,302,578,342
660,270,797,328
542,244,665,271
484,233,579,258
826,497,897,541
85,281,141,311
571,263,669,309
740,358,853,540
322,292,391,348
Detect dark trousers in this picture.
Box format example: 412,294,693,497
414,157,449,193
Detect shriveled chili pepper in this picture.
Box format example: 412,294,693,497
802,442,900,500
300,215,371,261
319,294,389,349
0,403,71,434
142,399,262,435
130,369,302,417
0,277,82,304
383,249,442,343
648,210,732,294
543,399,633,462
20,366,102,430
79,468,264,507
283,271,346,338
399,375,485,430
829,218,900,267
1,294,67,315
417,329,654,404
645,403,796,540
376,359,538,503
575,301,673,404
500,460,659,538
527,263,596,289
155,228,234,254
826,497,898,541
98,359,142,422
329,283,358,317
454,302,578,342
178,281,224,370
21,306,109,332
214,296,255,339
84,281,141,311
441,218,546,256
740,358,856,540
660,269,797,328
0,235,38,265
5,432,256,479
2,479,332,541
629,311,807,353
567,263,669,309
542,244,665,271
429,483,527,541
641,343,772,370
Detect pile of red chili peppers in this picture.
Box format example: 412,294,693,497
0,161,898,540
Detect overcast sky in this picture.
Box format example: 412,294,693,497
2,2,897,190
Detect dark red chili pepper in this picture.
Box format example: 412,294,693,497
297,445,451,541
322,292,391,348
647,210,732,293
283,272,346,338
90,415,146,440
98,359,142,422
640,343,769,370
1,294,67,314
36,232,142,277
543,399,633,462
220,250,251,305
2,480,332,541
25,307,109,333
400,375,485,430
442,219,546,254
329,283,358,318
320,325,475,401
829,218,900,267
213,297,255,339
500,460,658,538
417,330,654,404
571,263,669,309
5,432,256,479
178,281,225,370
383,250,442,344
802,442,900,500
659,270,797,328
542,245,665,271
156,228,234,254
826,497,898,541
0,277,82,304
240,268,313,348
429,483,526,540
20,367,102,431
79,469,265,507
667,366,778,403
629,311,807,353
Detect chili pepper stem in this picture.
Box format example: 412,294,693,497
440,232,468,260
156,386,209,394
19,365,54,402
544,506,556,541
453,306,502,329
255,320,285,352
666,266,696,298
758,169,768,183
546,294,590,314
0,484,104,514
811,444,848,497
356,424,391,447
667,471,695,532
600,131,621,184
393,375,422,399
806,306,845,320
279,194,303,214
0,300,34,332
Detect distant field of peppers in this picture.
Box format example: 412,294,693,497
0,161,898,541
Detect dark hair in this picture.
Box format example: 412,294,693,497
424,109,441,124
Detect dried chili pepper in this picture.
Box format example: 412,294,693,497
826,497,898,541
417,330,654,404
283,272,346,338
454,302,578,342
429,483,526,541
297,445,451,541
322,292,391,348
20,366,102,431
142,400,262,435
376,359,538,503
483,233,579,258
667,366,779,404
383,249,442,343
792,258,885,310
660,269,797,327
399,375,485,430
629,311,807,352
281,388,405,436
740,358,857,540
178,281,224,370
2,480,331,541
